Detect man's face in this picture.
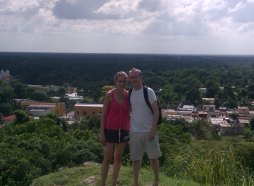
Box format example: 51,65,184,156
129,71,142,88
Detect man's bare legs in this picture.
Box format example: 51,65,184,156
150,159,159,186
132,160,141,186
132,159,159,186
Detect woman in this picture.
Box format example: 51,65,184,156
99,71,130,186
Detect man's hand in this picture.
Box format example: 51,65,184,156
148,129,156,141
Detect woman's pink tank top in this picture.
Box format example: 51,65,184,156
105,91,130,130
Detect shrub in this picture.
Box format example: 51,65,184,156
167,148,254,186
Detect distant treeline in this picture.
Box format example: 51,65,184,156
1,52,254,104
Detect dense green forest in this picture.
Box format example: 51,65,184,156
2,52,254,185
1,52,254,107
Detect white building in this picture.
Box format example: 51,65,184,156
199,88,207,94
209,117,243,135
65,93,83,101
0,69,11,81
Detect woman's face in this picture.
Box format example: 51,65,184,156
115,75,127,89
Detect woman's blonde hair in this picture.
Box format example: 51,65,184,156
114,71,128,81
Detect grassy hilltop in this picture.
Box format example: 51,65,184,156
31,162,200,186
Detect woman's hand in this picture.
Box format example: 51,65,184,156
99,133,106,145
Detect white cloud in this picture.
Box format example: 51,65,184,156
0,0,40,13
52,0,118,20
228,2,245,14
97,0,140,15
138,0,162,12
0,0,254,54
230,3,254,23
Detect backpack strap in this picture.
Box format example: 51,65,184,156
144,86,162,125
129,86,153,113
129,86,161,125
143,86,154,113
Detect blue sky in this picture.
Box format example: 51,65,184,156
0,0,254,55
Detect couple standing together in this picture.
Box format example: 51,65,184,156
99,68,161,186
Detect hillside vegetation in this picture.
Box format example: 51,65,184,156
1,115,254,186
31,162,200,186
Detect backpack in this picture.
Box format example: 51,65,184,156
128,86,162,125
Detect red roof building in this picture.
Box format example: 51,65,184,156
1,115,16,124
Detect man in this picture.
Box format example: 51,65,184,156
128,68,161,186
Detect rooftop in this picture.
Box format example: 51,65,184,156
74,103,103,107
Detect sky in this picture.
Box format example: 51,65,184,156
1,0,254,55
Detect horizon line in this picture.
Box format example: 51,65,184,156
0,51,254,57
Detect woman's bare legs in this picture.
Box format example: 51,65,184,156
100,143,114,186
111,143,126,186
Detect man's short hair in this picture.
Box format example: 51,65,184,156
129,68,142,77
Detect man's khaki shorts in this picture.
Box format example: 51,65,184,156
129,132,161,161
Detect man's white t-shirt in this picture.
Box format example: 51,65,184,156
130,87,157,132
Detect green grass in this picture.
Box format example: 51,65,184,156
165,147,254,186
31,162,200,186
